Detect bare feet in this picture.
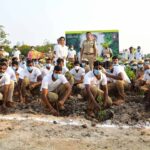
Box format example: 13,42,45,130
87,110,95,118
58,101,65,110
49,108,59,116
113,99,125,106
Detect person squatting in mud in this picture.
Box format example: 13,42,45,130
0,40,150,118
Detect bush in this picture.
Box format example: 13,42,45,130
125,67,136,80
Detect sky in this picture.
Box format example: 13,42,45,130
0,0,150,54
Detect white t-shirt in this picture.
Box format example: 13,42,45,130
68,50,76,58
143,69,150,83
41,65,54,78
129,53,135,62
12,67,23,76
113,65,131,83
12,50,21,60
6,67,17,82
55,44,68,59
16,67,24,75
70,67,85,81
19,61,27,69
19,67,41,82
84,71,107,88
135,52,143,60
0,73,10,87
41,73,68,92
122,51,129,60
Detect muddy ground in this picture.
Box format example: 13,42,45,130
0,92,150,150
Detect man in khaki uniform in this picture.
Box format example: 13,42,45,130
80,32,97,70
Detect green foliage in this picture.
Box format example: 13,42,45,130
19,45,31,56
66,61,74,70
0,25,10,45
96,96,107,121
125,67,136,80
144,53,150,58
18,44,54,56
96,56,104,62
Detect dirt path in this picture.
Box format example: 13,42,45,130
0,93,150,150
0,114,150,150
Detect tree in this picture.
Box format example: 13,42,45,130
0,25,10,46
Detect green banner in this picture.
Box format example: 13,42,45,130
65,30,119,56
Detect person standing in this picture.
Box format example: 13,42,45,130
135,46,143,61
67,45,77,63
54,37,68,66
80,32,97,70
101,44,113,69
128,47,135,62
12,46,21,61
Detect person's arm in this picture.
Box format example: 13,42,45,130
74,75,84,85
31,75,42,88
18,78,23,100
93,41,98,58
3,84,10,107
85,84,100,110
41,88,58,116
101,84,109,107
41,88,53,110
106,72,124,80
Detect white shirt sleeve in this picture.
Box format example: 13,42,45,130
4,74,10,85
84,75,91,85
101,74,107,85
41,76,49,90
60,75,68,84
19,70,25,79
35,68,42,77
81,68,85,76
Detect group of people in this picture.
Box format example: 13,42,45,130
0,32,149,118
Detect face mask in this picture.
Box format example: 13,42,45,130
27,66,33,72
145,61,149,65
46,64,51,68
82,63,85,68
0,73,4,77
113,64,119,67
12,66,17,71
75,66,80,70
53,73,60,80
138,64,143,68
93,69,101,76
132,66,137,70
